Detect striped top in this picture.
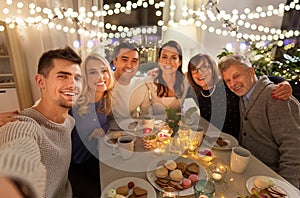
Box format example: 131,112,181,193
0,108,75,198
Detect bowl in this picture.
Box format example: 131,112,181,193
196,148,214,162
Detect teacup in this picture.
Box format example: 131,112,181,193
113,135,135,159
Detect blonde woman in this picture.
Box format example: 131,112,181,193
69,52,114,198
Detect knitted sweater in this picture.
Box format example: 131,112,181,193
0,108,74,198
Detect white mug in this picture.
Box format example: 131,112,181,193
113,136,135,159
230,147,251,173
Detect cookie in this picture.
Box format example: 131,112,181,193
187,163,200,174
176,161,187,173
116,185,129,196
217,137,228,147
155,166,168,178
133,186,147,196
164,160,177,170
155,179,169,188
169,169,183,182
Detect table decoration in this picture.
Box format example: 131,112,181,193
142,135,157,150
208,161,227,182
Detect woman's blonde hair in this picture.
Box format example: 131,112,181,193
76,53,114,116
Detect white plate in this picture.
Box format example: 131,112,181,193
203,132,238,150
118,119,159,137
146,157,208,197
118,119,144,132
103,131,136,147
101,177,156,198
246,176,299,198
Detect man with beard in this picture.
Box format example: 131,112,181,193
0,46,82,197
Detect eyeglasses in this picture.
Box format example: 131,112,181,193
191,64,211,74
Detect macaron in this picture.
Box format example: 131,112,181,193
182,178,192,189
188,174,199,184
164,160,177,171
169,169,183,182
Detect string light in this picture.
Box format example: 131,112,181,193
0,0,299,44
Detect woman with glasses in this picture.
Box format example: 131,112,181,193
69,53,114,198
186,53,292,139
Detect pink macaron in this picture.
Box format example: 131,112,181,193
188,174,199,184
182,178,192,189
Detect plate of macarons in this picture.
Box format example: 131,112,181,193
146,157,208,196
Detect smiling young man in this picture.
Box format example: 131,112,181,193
111,42,150,124
218,54,300,188
0,46,82,197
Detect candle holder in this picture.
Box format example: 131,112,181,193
187,139,199,154
208,161,227,182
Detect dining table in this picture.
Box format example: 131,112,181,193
99,121,300,198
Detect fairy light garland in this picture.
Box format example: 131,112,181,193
0,0,298,43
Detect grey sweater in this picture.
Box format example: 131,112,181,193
0,108,74,198
240,76,300,188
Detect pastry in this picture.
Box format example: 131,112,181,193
133,186,148,196
155,179,169,188
187,163,200,174
169,169,183,181
181,178,192,189
168,180,179,188
176,161,187,173
116,185,129,196
164,160,177,170
183,170,192,178
155,166,168,178
112,131,122,139
216,137,228,147
254,176,273,189
106,189,116,198
188,174,198,184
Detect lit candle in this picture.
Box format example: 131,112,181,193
212,172,222,181
153,148,162,156
162,192,177,198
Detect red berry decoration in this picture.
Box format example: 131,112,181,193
128,181,135,189
199,150,212,156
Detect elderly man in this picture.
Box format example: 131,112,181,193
218,54,300,188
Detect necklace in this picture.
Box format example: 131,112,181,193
201,85,216,98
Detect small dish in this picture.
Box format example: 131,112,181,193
196,148,214,162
